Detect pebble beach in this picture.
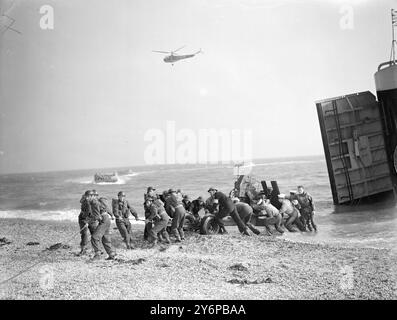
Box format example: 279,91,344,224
0,218,396,300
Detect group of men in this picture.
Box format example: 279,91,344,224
142,185,317,241
143,187,186,245
250,186,317,235
78,185,317,260
182,185,316,236
78,189,139,260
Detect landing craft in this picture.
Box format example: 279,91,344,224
315,9,397,205
152,46,202,65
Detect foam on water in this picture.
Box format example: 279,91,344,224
0,209,80,222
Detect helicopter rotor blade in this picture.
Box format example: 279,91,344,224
172,45,185,54
152,50,171,54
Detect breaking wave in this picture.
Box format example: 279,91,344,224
0,209,80,222
252,159,325,167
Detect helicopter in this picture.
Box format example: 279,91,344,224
152,46,202,65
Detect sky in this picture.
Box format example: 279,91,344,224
0,0,396,174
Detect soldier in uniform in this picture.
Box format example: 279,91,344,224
144,187,157,240
112,191,139,249
204,195,218,214
163,190,174,217
190,196,205,217
146,197,170,246
182,195,192,211
92,190,99,201
168,189,186,242
183,196,205,231
296,186,317,232
252,196,284,235
208,187,250,236
77,190,98,256
190,196,205,218
278,194,305,232
235,202,261,235
90,197,116,261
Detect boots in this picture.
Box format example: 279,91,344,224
106,253,116,260
264,225,273,236
77,247,88,256
163,232,171,244
242,228,251,236
312,223,317,232
91,253,101,261
179,229,185,241
173,229,182,242
149,239,158,248
247,223,261,235
219,226,228,234
275,226,285,234
158,233,165,243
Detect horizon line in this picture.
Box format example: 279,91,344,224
0,153,325,176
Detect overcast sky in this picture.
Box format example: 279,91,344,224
0,0,395,174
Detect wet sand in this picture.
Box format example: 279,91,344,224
0,218,396,300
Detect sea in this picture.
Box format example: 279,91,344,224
1,155,396,250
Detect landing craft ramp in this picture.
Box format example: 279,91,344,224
316,91,394,205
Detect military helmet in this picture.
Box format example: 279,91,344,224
118,191,126,197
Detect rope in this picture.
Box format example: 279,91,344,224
0,224,88,287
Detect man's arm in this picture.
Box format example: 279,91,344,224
169,194,179,209
146,205,157,221
279,202,287,216
308,195,315,211
105,205,114,219
112,199,121,219
127,202,139,220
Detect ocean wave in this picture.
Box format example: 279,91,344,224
64,176,94,184
0,209,80,222
124,172,140,177
252,159,325,167
94,177,128,185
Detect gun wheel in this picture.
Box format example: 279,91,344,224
200,214,220,235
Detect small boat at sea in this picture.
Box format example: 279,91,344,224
94,172,119,183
